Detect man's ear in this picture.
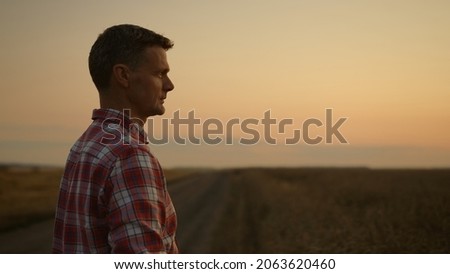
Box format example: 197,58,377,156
112,64,131,88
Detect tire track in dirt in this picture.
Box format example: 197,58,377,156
169,171,230,253
0,219,54,253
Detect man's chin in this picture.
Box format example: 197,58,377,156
157,107,165,115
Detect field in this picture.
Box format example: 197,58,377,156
212,168,450,253
0,165,62,232
1,165,449,253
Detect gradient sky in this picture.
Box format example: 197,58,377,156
1,0,449,168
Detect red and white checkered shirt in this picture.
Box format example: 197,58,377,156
53,109,178,253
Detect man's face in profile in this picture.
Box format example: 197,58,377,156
127,46,174,120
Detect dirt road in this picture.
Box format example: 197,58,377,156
0,171,229,253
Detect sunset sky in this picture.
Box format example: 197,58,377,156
1,0,449,168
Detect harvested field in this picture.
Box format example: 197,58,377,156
212,168,450,253
1,166,449,253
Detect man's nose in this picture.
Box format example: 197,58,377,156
164,76,175,92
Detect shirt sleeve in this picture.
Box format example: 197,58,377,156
105,146,168,253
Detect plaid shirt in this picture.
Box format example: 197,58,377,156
53,109,178,253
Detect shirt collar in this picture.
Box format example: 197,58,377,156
92,108,149,144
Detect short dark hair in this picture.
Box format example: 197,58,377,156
88,24,173,91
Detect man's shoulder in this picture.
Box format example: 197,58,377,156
70,122,149,167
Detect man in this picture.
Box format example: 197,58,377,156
52,24,178,253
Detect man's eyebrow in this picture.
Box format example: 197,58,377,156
152,67,170,74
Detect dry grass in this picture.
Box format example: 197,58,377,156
0,165,62,232
212,168,450,253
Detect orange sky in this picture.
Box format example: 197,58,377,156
1,0,449,167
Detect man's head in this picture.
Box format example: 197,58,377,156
89,24,174,120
